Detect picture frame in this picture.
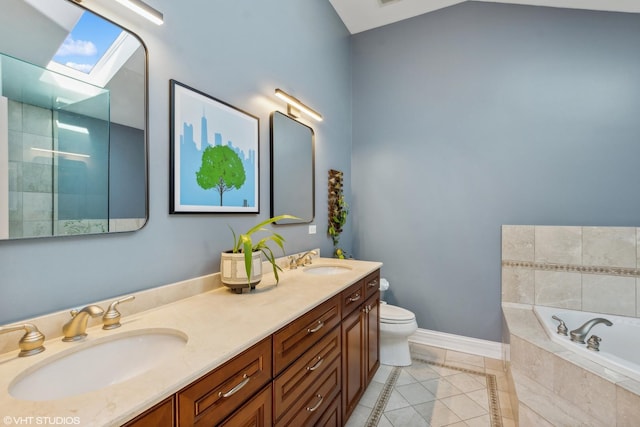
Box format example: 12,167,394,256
169,79,259,213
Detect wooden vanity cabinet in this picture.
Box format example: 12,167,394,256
122,269,381,427
176,337,272,426
341,271,380,422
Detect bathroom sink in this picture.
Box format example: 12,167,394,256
303,265,352,275
9,328,187,401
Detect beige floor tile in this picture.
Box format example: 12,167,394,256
427,364,464,377
439,393,488,420
465,388,490,411
445,373,487,393
373,364,395,384
484,357,505,372
422,377,464,399
384,406,430,427
377,415,394,427
384,389,413,412
344,404,371,427
445,350,486,369
396,382,436,405
414,400,463,427
350,344,511,427
405,362,441,382
465,414,492,427
358,381,384,409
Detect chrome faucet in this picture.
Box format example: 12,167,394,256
569,318,612,344
62,305,104,342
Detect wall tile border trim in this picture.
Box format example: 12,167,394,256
502,260,640,277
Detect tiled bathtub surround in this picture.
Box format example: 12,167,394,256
502,225,640,317
502,225,640,426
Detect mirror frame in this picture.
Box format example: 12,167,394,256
269,111,315,225
0,0,149,239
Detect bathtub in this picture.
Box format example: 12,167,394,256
534,305,640,382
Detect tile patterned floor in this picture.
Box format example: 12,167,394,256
345,343,518,427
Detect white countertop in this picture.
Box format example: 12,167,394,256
0,258,381,426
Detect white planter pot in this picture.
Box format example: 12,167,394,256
220,251,263,293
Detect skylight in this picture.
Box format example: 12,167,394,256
52,11,122,75
45,9,141,90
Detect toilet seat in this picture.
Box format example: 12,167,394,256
380,304,415,324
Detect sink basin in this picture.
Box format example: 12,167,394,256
9,328,187,401
303,265,352,275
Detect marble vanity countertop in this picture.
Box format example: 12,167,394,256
0,257,382,426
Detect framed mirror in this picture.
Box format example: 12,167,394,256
0,0,147,239
270,111,314,224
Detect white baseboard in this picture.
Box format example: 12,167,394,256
409,328,503,360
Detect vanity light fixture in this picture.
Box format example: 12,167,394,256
274,89,323,122
114,0,164,25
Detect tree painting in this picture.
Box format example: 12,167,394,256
196,145,246,206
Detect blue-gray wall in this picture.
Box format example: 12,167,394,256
0,0,351,324
351,2,640,342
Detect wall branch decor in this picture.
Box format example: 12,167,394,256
328,169,348,258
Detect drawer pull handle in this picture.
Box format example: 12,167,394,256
349,293,361,302
307,321,324,333
306,357,324,372
306,394,324,412
368,279,378,288
218,374,250,398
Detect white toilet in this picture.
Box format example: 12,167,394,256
379,279,418,366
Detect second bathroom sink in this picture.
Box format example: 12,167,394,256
303,265,352,275
9,328,187,401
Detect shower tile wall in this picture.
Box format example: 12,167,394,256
502,225,640,318
8,100,54,238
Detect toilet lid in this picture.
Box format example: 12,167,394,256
380,304,415,323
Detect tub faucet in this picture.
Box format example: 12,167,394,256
569,318,612,344
62,305,104,342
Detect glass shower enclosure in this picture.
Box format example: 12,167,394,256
0,53,110,238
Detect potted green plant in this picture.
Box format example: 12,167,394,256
220,214,297,293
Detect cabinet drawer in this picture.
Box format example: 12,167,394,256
177,337,272,427
273,326,341,421
275,355,341,427
218,384,272,427
364,270,380,300
273,295,341,375
315,394,342,427
341,281,364,319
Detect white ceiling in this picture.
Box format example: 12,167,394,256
329,0,640,34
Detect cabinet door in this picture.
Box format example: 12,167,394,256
219,384,272,427
341,306,365,421
122,396,174,427
364,292,380,384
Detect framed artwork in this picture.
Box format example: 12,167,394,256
170,80,259,213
